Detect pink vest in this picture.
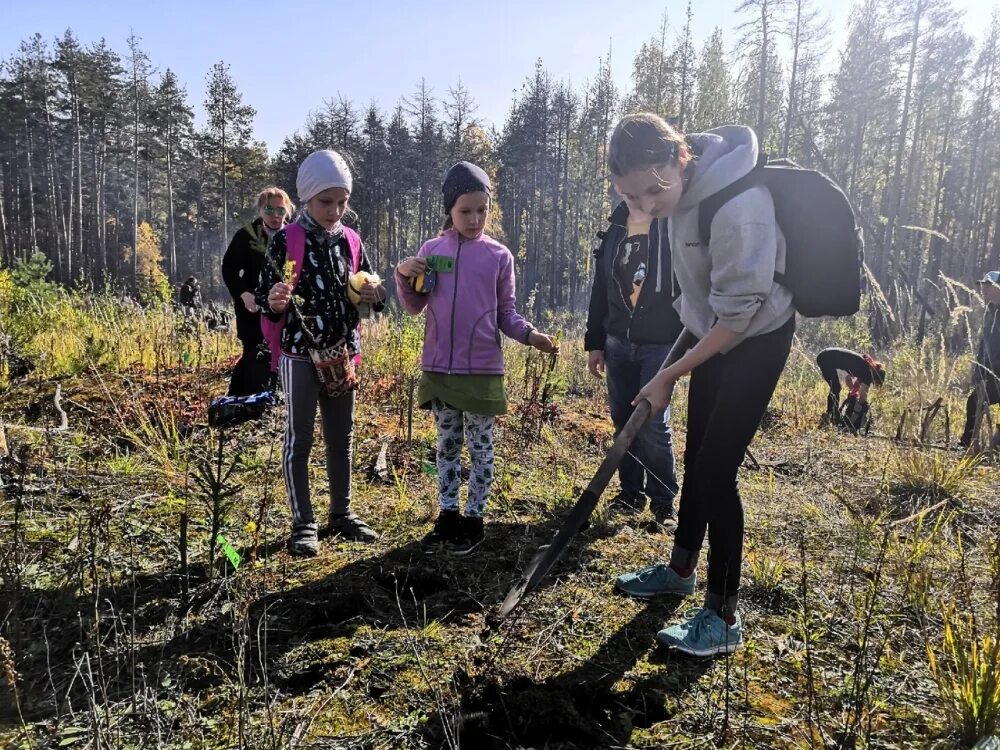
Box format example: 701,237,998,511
260,222,361,373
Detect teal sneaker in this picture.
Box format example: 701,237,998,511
656,607,744,656
615,562,696,599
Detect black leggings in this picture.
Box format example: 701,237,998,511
961,377,1000,444
228,310,272,396
674,317,795,597
816,348,874,414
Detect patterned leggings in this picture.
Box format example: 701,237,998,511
431,399,495,518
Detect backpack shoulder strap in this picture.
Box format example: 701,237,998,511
698,149,768,246
342,226,362,273
283,223,306,285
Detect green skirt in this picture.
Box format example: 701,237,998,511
417,371,507,416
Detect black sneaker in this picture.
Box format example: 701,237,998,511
421,509,462,554
288,524,319,557
607,492,646,516
329,512,378,543
448,516,485,556
648,507,678,534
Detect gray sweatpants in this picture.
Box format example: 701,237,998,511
280,355,355,530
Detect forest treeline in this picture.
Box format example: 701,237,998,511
1,0,999,331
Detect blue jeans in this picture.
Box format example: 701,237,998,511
604,335,679,515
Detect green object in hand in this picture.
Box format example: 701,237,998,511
217,534,241,570
425,255,455,273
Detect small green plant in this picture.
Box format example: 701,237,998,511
927,606,1000,744
192,429,244,578
891,448,980,504
106,454,144,478
745,545,786,593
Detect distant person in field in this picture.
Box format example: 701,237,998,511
610,114,795,658
585,190,682,529
816,347,885,433
179,276,202,313
222,187,294,396
959,270,1000,448
257,150,386,556
395,162,559,556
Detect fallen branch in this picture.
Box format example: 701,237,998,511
53,385,69,430
1,386,81,436
869,432,956,453
889,499,952,527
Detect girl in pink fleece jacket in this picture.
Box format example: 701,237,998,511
395,161,558,555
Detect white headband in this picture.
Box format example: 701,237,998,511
297,150,353,204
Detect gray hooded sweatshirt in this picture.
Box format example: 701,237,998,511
660,125,794,350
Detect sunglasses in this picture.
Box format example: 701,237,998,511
261,206,288,217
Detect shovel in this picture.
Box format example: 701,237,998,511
499,328,697,618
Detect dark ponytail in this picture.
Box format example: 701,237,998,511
608,113,692,177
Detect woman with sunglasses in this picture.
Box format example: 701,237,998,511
222,186,296,395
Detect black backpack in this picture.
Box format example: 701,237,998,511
698,151,864,318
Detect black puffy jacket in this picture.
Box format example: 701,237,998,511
222,218,271,342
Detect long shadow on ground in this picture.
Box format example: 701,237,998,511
1,515,570,724
423,589,715,750
4,508,716,749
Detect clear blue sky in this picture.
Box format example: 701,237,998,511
3,0,997,154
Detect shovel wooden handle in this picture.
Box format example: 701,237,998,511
499,328,697,618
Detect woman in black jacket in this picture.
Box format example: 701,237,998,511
584,201,683,526
222,187,294,395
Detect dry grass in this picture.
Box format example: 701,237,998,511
0,301,998,749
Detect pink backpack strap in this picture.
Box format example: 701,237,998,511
261,224,306,374
284,222,307,274
342,226,362,273
342,225,364,366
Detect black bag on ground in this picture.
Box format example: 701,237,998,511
698,151,864,318
208,391,278,429
839,395,872,434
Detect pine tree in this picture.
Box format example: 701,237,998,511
733,43,784,151
824,0,900,253
149,69,194,280
404,79,444,240
384,104,417,256
126,32,153,287
442,79,479,164
674,1,696,128
204,61,255,253
693,28,733,131
781,0,828,158
736,0,787,145
357,103,389,264
3,13,1000,320
625,12,674,116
